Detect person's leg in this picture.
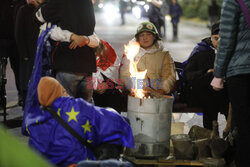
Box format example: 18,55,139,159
120,10,125,25
227,74,250,167
192,77,221,130
175,23,178,38
75,75,93,103
8,41,21,97
0,40,8,112
56,72,93,101
172,23,178,40
21,59,34,108
154,21,162,37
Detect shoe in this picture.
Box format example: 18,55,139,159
18,94,24,107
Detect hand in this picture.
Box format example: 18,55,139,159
69,34,80,49
69,34,89,49
210,77,224,91
95,82,108,94
207,69,214,73
37,0,45,3
78,36,89,47
212,86,223,91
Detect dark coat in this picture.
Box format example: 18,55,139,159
0,0,26,40
182,37,215,84
148,3,165,27
40,0,96,73
15,4,41,94
181,38,229,128
15,4,40,61
169,3,182,24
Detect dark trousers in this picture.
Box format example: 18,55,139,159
152,21,162,37
20,59,34,107
172,23,178,39
187,75,229,130
56,72,93,102
120,11,125,24
0,39,21,94
227,74,250,167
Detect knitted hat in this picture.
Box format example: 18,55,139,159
37,77,68,107
135,22,160,40
211,21,220,35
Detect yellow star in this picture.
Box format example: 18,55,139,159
66,107,79,122
36,120,38,124
57,108,61,117
87,140,93,143
26,124,30,135
82,120,92,134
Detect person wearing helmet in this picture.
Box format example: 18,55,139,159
120,22,176,96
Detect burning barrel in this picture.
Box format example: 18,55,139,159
126,95,173,158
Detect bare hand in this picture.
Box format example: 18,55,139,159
69,34,80,49
207,69,214,73
78,36,89,47
95,82,108,94
69,34,89,49
212,86,223,91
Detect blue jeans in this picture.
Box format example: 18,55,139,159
56,72,93,102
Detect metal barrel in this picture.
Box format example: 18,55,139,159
126,95,173,158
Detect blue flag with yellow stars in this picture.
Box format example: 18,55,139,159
22,25,55,135
27,96,134,166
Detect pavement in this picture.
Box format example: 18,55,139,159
0,12,227,144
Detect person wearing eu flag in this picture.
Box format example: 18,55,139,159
26,76,134,166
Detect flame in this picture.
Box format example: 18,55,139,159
124,41,147,98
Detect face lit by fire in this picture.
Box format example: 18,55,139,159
138,31,156,49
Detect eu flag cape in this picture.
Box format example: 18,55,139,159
22,25,54,135
27,97,134,166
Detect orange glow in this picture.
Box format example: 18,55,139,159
124,41,147,98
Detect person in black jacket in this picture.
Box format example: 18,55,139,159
15,0,41,108
169,0,182,41
0,0,26,106
35,0,96,102
181,22,229,130
148,0,165,37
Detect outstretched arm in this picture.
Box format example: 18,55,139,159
49,25,99,49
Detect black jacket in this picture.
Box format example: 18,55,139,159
182,37,215,85
0,0,26,40
148,3,165,25
15,4,41,61
40,0,96,73
180,37,216,106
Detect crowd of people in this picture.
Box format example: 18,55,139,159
1,0,249,167
120,0,182,41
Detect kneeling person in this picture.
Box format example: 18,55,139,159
27,77,134,166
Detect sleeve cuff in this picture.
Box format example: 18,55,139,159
88,33,100,48
50,25,73,42
36,8,45,23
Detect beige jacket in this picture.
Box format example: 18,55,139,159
120,41,176,94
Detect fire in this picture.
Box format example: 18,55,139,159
124,41,147,98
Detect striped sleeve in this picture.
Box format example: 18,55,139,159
214,0,239,77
